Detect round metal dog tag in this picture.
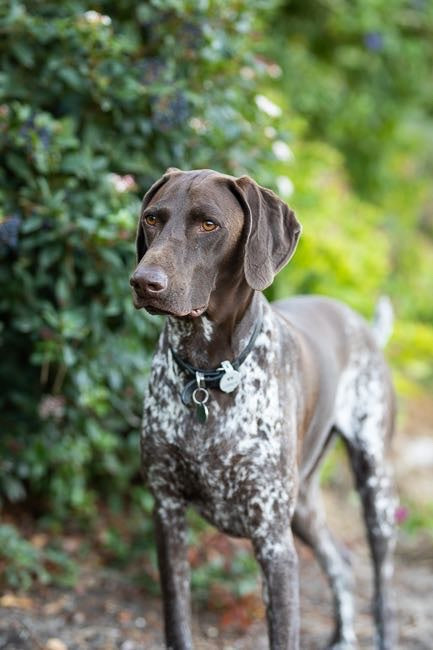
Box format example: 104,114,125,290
219,361,241,393
192,386,209,423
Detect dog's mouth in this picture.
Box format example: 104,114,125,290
145,305,207,319
136,301,207,319
131,287,207,318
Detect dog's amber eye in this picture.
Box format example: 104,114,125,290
145,214,157,226
201,220,218,232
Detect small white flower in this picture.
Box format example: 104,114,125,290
189,117,207,134
255,94,282,118
38,395,65,420
267,63,282,78
83,10,111,25
108,173,136,192
276,176,294,197
272,141,294,162
264,126,276,139
240,66,255,80
83,10,98,22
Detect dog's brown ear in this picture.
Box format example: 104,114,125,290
136,171,175,262
234,176,301,290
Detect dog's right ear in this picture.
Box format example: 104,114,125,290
136,171,176,262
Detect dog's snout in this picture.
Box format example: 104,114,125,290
130,266,168,295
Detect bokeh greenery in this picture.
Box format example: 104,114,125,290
1,0,432,589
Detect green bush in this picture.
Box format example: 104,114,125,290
0,0,278,519
0,523,76,590
270,0,433,198
264,0,433,388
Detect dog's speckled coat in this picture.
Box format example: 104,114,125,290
130,169,397,650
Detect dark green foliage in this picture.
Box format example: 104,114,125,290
266,0,433,386
0,523,76,589
401,502,433,538
271,0,433,197
0,0,276,520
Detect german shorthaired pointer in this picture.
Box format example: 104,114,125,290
130,168,397,650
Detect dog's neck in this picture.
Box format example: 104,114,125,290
166,287,261,369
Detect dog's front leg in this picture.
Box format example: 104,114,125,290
254,528,300,650
154,497,193,650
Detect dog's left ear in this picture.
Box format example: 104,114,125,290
234,176,301,291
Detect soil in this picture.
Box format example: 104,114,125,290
1,396,432,650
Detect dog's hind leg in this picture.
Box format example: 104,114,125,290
343,432,397,650
293,474,356,650
336,357,397,650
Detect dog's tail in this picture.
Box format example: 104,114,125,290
371,295,394,348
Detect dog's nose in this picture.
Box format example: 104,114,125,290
130,266,168,295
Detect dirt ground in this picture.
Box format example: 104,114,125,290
1,396,432,650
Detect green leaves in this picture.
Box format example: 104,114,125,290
0,524,77,590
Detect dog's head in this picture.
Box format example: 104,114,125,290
130,168,301,318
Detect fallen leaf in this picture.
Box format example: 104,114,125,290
0,593,34,610
43,598,67,615
62,536,82,553
45,639,68,650
218,593,264,632
118,610,132,624
30,533,49,548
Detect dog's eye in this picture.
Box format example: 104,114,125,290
201,220,218,232
145,214,157,226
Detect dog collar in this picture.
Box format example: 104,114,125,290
170,314,263,423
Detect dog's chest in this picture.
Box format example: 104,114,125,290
141,320,298,534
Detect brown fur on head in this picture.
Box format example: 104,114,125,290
131,168,301,318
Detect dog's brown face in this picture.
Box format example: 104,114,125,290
130,169,245,318
130,168,301,318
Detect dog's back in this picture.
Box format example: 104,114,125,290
273,295,395,477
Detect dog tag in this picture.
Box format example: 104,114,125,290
219,360,241,393
192,386,209,424
195,401,209,423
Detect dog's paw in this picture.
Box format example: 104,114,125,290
326,632,357,650
327,641,357,650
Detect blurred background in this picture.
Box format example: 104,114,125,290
0,1,432,648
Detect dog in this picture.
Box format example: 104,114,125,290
130,168,397,650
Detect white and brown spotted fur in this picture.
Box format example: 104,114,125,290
130,168,397,650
